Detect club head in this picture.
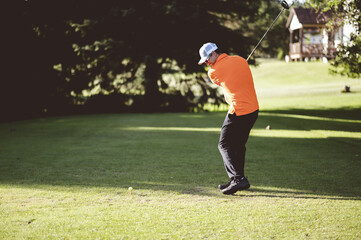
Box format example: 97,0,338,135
280,0,290,9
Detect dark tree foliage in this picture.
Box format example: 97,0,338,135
2,0,288,120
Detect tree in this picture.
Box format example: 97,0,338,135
307,0,361,78
2,1,84,120
59,0,266,112
2,0,289,120
248,0,290,59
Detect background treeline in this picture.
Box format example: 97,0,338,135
2,0,290,121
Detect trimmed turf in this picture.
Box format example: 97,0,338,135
1,60,360,239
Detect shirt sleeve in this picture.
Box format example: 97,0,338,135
208,69,221,86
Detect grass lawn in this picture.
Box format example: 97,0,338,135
1,60,361,239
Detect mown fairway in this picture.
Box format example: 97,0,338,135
1,61,360,239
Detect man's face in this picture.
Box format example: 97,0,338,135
205,52,217,66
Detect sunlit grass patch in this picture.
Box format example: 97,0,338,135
120,126,361,139
251,129,361,139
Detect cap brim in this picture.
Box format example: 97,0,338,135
198,57,208,65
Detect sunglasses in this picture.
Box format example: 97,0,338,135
205,53,213,63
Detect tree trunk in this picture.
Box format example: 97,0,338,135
143,56,162,111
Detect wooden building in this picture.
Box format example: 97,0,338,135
285,8,341,62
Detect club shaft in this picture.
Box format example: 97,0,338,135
246,8,285,61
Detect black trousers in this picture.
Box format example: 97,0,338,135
218,110,258,179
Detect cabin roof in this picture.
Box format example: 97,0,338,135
286,8,334,28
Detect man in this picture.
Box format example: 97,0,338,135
198,42,259,195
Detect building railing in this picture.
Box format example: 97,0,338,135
289,43,337,59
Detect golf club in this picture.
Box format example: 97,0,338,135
246,0,290,61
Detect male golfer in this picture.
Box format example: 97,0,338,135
198,42,259,195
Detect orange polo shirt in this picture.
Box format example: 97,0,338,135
208,54,259,116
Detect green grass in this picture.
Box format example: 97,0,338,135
1,60,361,239
251,60,361,111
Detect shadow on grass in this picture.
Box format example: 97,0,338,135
234,188,360,201
0,110,360,199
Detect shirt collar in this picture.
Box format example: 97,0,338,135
213,53,228,67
